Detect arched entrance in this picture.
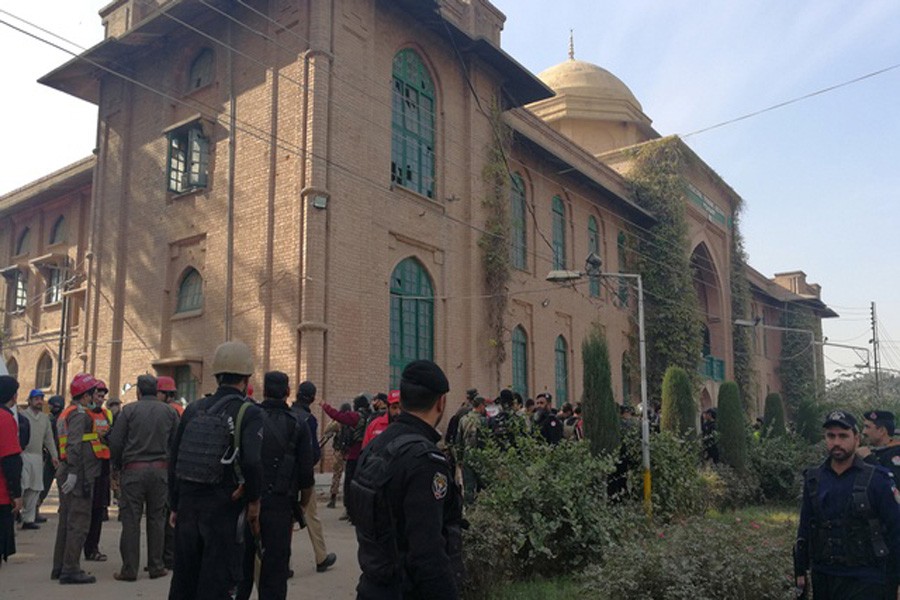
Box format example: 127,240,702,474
699,388,713,412
692,243,725,382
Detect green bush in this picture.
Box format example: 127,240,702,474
717,382,747,471
661,366,696,437
748,433,820,503
582,325,620,456
700,463,762,511
763,392,787,438
580,515,796,599
795,396,821,444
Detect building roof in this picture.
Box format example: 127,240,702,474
746,264,838,319
538,58,642,111
0,156,94,217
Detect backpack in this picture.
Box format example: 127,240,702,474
261,409,303,497
175,394,251,485
335,423,355,452
352,409,371,446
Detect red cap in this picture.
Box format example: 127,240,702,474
96,379,109,393
157,376,177,393
388,390,401,405
247,384,254,398
70,373,98,398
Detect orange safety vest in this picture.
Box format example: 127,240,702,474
58,404,113,461
168,401,184,417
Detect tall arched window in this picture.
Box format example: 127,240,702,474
389,258,434,387
588,216,600,297
617,231,628,306
12,270,27,312
509,173,527,271
555,335,569,406
35,352,53,390
621,352,631,406
49,216,66,245
511,326,528,396
391,49,436,199
6,358,18,380
552,196,566,269
15,228,30,255
176,268,203,313
188,48,214,90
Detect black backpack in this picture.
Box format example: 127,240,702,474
175,394,251,484
261,409,303,497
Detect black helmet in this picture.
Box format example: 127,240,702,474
48,395,65,410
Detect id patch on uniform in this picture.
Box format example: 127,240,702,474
892,455,900,467
893,484,900,505
432,472,448,500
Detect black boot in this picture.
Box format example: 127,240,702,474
326,494,336,509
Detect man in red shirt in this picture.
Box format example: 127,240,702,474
362,390,401,447
322,395,371,520
0,375,23,568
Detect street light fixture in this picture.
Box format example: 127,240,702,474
547,253,652,517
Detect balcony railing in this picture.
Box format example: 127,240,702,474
698,355,725,382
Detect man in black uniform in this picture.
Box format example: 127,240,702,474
348,360,463,600
795,410,900,599
236,371,314,600
168,341,264,600
860,411,900,479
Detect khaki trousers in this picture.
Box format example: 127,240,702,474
303,496,328,564
53,484,94,575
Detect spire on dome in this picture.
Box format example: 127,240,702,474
568,29,575,60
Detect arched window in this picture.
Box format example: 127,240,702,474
175,268,203,313
389,258,434,387
509,173,527,271
15,228,30,255
621,352,631,406
12,270,27,312
511,326,528,396
35,352,53,390
588,216,600,297
617,231,628,306
188,48,214,90
49,216,66,245
391,49,436,199
555,335,569,406
6,358,18,380
552,196,566,269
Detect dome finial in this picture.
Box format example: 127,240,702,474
568,29,575,60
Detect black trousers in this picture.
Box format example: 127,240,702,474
344,459,358,509
168,490,244,600
236,499,292,600
811,571,886,600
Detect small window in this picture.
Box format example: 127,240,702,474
6,358,18,380
11,270,27,312
552,196,566,270
15,228,30,256
49,216,66,245
175,365,198,403
511,326,528,397
176,268,203,313
555,335,569,406
167,123,209,194
617,231,628,306
35,352,53,390
588,216,600,297
45,267,63,305
509,174,527,271
188,48,214,91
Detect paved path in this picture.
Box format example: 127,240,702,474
1,477,360,599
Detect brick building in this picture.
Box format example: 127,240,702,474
2,0,834,419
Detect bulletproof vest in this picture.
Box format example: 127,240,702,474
175,395,247,485
347,433,431,586
260,408,301,497
807,462,890,568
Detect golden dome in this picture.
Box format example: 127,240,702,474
538,59,643,112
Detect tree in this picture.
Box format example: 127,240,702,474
660,366,696,437
717,382,747,471
762,392,786,438
582,324,620,456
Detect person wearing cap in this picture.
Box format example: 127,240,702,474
106,397,122,419
349,359,463,600
0,375,24,569
82,378,114,563
362,390,401,447
52,373,102,584
38,395,66,519
107,374,179,582
167,340,264,600
19,389,58,530
156,376,184,417
291,380,337,574
860,410,900,478
795,410,900,599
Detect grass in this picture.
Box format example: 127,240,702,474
488,578,582,600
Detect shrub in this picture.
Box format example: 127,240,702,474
717,382,747,471
748,433,821,503
795,396,821,444
700,463,762,511
582,324,620,456
763,392,787,438
661,366,696,437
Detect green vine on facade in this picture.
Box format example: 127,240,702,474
625,137,702,401
779,304,817,414
478,106,513,382
729,213,755,412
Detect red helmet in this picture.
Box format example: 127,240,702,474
157,376,177,393
247,383,254,398
70,373,98,398
96,379,109,393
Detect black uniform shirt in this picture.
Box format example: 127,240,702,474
260,399,315,497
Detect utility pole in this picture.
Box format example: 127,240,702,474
872,301,882,399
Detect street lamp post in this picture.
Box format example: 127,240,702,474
547,253,652,517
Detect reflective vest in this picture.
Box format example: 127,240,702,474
58,404,113,461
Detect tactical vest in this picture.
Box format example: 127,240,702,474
807,462,890,568
260,408,302,498
175,395,249,485
58,404,111,461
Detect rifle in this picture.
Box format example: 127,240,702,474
793,539,808,599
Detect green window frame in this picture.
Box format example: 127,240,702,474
175,365,198,404
391,49,436,199
176,268,203,313
555,335,568,406
12,270,27,312
617,231,628,306
49,216,66,245
167,123,209,194
552,196,566,270
511,326,528,397
35,352,53,390
588,216,600,297
45,267,62,305
389,258,434,388
510,173,527,270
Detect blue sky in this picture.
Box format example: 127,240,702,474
1,1,899,378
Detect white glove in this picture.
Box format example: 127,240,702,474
60,474,77,495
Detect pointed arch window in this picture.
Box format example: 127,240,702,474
36,352,53,390
49,216,66,245
175,268,203,313
555,335,569,406
552,196,566,270
389,258,434,387
15,228,30,255
511,326,528,396
617,231,628,306
11,270,27,312
510,173,527,270
588,216,601,297
6,358,18,380
188,48,214,91
391,49,436,199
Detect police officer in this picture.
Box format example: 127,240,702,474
348,359,463,600
167,341,264,600
795,410,900,599
860,411,900,480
